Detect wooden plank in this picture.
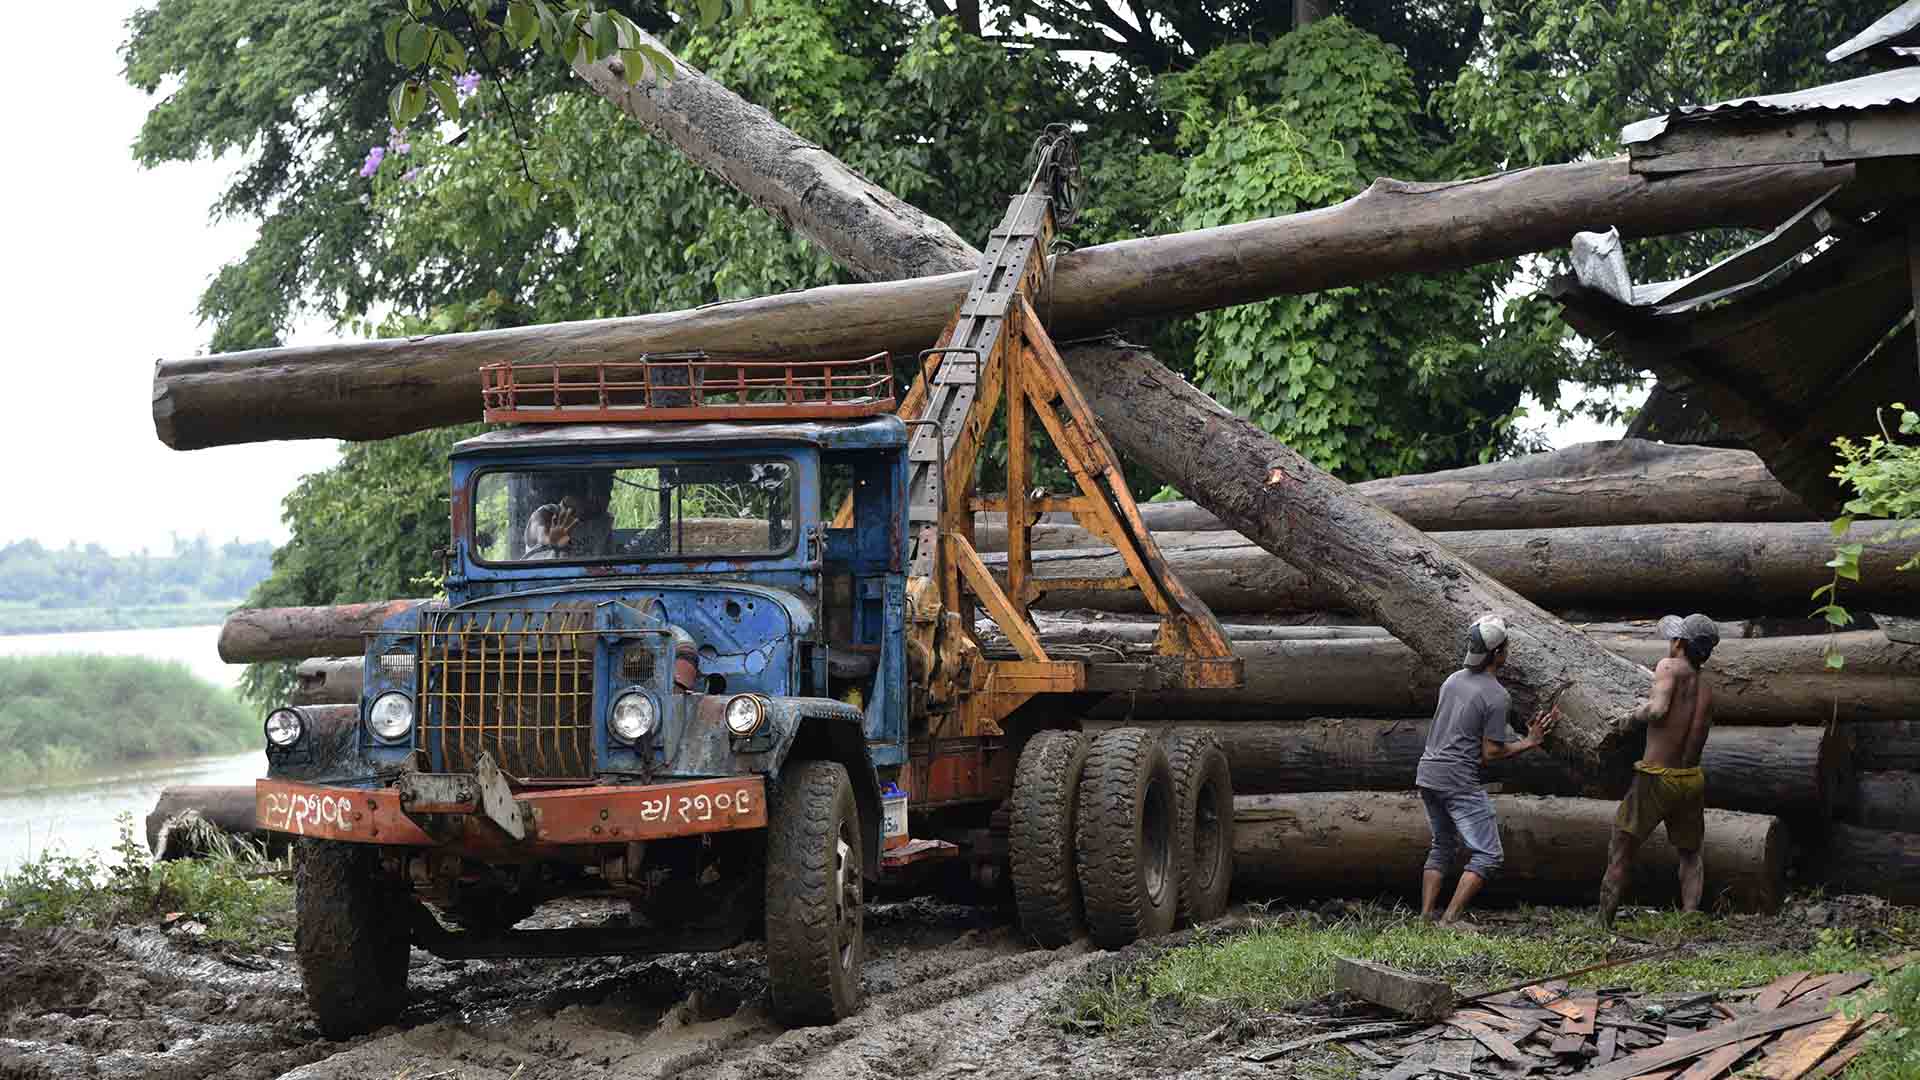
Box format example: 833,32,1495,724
1597,1027,1620,1065
1565,992,1599,1036
1753,972,1805,1011
1791,972,1873,1007
1242,1021,1416,1061
1673,1035,1764,1080
1747,1013,1859,1080
1445,1017,1530,1065
1804,1018,1886,1080
1549,1034,1587,1055
1336,957,1456,1020
1577,1002,1836,1080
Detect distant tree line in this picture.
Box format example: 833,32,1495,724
0,537,274,611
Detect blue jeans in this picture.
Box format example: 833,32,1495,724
1419,786,1504,879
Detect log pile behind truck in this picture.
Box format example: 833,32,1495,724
195,438,1920,914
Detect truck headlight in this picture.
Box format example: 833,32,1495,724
724,694,765,737
367,692,415,741
264,708,304,748
610,691,657,742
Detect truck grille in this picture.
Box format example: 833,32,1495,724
418,607,597,778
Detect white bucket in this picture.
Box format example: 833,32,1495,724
882,790,909,849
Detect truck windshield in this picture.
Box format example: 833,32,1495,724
472,460,795,564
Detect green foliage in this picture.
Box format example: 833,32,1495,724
1851,958,1920,1079
0,656,255,788
0,537,271,620
1070,902,1874,1032
1815,404,1920,669
0,815,291,947
1165,21,1563,477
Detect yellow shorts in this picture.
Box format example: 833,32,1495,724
1615,763,1705,850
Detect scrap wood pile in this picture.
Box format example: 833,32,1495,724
1257,959,1913,1079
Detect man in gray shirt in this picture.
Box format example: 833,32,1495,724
1418,614,1557,925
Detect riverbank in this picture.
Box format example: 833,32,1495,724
0,655,255,790
0,601,236,635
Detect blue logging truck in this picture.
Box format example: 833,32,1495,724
249,131,1242,1035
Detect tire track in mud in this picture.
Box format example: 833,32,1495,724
275,897,1218,1080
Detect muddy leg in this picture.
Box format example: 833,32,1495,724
1441,871,1485,925
1676,848,1703,913
1599,830,1639,930
1421,869,1445,923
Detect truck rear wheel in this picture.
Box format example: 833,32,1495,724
1165,730,1234,925
1075,728,1177,948
765,759,864,1025
1009,729,1091,947
294,840,412,1038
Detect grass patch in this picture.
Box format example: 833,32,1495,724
1069,901,1892,1032
0,601,238,635
0,813,291,948
0,654,256,787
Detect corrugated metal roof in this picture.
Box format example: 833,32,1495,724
1621,66,1920,145
1828,1,1920,63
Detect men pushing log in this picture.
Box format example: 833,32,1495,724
1600,614,1721,929
1417,614,1559,925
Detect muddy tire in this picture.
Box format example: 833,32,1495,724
764,759,864,1026
1009,730,1091,947
294,840,412,1038
1074,728,1177,949
1165,730,1234,925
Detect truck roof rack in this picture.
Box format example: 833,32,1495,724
480,351,895,423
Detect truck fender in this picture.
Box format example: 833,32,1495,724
760,697,883,878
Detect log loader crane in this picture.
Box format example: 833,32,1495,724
249,129,1244,1035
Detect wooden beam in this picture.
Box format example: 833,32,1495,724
1334,957,1454,1020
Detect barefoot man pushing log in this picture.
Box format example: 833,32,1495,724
1417,614,1559,925
1599,613,1720,929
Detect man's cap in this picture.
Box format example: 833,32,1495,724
1659,613,1720,651
1464,614,1508,667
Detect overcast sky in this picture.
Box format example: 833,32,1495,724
0,1,341,557
0,4,1625,560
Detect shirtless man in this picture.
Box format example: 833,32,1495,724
1598,613,1720,929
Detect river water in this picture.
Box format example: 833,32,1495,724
0,624,262,871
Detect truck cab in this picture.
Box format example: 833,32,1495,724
258,369,914,1034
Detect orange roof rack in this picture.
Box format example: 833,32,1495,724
480,351,896,424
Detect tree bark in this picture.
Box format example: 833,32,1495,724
149,157,1855,449
980,440,1813,536
1232,792,1786,912
1815,824,1920,906
218,600,424,664
1845,771,1920,833
1097,718,1847,818
1853,720,1920,771
291,657,365,707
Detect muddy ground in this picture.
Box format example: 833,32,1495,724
0,894,1899,1080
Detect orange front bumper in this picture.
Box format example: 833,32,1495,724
254,775,767,847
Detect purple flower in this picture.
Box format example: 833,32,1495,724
455,71,482,100
358,145,385,177
387,127,411,155
402,168,419,183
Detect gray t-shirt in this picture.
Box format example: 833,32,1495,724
1415,668,1515,793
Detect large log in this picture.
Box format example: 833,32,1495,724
1098,718,1848,818
291,657,364,706
980,440,1813,537
149,179,1857,450
1815,824,1920,906
1001,521,1919,617
1845,771,1920,833
218,599,423,664
1853,720,1920,772
1232,792,1786,912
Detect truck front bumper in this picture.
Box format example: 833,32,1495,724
255,773,767,850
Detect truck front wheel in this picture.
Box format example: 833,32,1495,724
294,840,413,1038
765,760,865,1025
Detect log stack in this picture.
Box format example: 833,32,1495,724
208,436,1920,910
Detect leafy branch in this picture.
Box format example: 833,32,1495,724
1813,401,1920,669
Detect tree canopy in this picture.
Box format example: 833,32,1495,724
120,0,1888,701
